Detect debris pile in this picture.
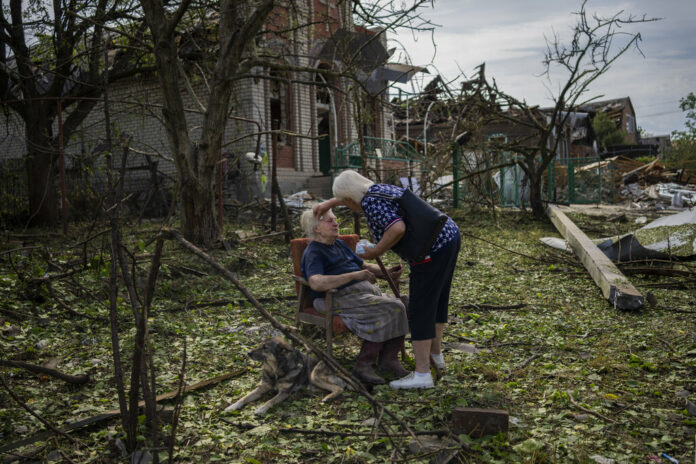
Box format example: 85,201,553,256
614,158,696,208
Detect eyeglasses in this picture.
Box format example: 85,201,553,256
319,216,337,224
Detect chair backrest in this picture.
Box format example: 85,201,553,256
290,234,359,300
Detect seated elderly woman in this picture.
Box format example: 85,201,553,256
300,209,409,385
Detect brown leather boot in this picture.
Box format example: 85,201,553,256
352,340,385,385
378,336,410,377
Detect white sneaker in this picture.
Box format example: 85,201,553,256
389,372,434,389
430,353,446,370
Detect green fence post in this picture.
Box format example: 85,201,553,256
514,157,520,207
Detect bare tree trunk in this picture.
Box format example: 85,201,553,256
25,121,58,227
528,170,545,219
179,154,219,247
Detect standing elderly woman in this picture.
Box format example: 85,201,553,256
300,209,410,385
313,170,460,389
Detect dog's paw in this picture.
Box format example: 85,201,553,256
253,405,269,416
223,402,244,412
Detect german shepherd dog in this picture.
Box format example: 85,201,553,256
224,337,349,416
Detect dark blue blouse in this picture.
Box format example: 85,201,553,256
301,239,364,299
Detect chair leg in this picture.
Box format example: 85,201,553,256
325,292,333,357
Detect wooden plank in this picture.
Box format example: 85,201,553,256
546,205,644,311
451,407,509,438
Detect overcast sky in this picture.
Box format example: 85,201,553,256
388,0,695,136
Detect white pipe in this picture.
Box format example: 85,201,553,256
317,73,338,153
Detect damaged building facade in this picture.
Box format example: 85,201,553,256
0,0,413,217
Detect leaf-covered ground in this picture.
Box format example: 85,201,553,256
1,207,695,463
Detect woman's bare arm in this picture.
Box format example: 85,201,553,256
312,198,345,217
308,269,376,292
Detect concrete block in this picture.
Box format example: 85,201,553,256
451,407,509,438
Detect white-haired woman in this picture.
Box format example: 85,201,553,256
313,170,460,389
300,209,410,385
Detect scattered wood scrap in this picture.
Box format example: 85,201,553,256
546,205,644,311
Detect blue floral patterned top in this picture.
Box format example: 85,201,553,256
361,183,459,259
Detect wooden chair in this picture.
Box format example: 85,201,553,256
290,234,359,356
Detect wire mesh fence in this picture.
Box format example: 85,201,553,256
452,150,615,208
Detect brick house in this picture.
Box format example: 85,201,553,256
0,0,412,213
579,97,639,144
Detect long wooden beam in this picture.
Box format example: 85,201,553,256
546,205,644,311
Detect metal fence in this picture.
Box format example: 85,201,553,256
0,159,27,224
452,150,615,208
333,137,424,183
544,156,616,205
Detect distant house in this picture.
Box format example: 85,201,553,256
579,97,639,144
640,134,672,154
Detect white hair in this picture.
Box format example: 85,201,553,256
301,209,324,238
332,170,374,204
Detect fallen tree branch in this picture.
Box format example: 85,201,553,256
505,353,542,381
219,419,449,438
155,296,296,314
461,303,527,311
640,279,696,289
460,230,580,267
241,230,290,242
0,369,245,454
0,374,81,446
621,267,694,278
0,360,89,385
0,245,42,257
655,306,696,314
568,393,618,424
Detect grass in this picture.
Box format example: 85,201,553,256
0,207,694,463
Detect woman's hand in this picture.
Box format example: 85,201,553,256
357,246,380,260
312,202,328,217
355,269,376,284
387,264,402,280
313,198,341,217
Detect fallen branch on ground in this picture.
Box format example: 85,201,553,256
0,374,81,447
505,353,541,380
0,360,89,385
568,393,618,424
219,419,449,438
461,303,527,311
0,369,245,454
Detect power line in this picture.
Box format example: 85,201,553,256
640,110,683,118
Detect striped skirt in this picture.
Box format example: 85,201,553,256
313,280,409,342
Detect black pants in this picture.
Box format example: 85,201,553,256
407,237,461,340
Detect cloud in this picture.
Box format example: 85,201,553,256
388,0,695,134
